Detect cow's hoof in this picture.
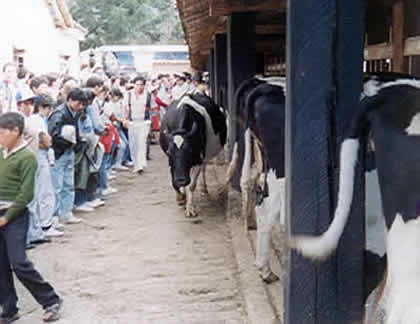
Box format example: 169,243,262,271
191,217,203,224
185,207,198,218
262,272,280,284
176,193,186,206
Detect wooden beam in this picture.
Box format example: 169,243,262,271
364,42,392,60
209,0,286,17
392,0,404,72
256,24,285,35
364,36,420,60
182,2,208,16
404,36,420,56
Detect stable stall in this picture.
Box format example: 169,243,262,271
176,0,419,323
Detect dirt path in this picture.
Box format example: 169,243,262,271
15,145,247,324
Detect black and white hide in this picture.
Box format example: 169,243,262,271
230,77,286,283
160,93,227,218
291,75,420,324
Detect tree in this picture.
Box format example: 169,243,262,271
67,0,185,50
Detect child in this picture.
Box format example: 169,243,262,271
107,88,129,170
0,112,62,323
99,104,120,195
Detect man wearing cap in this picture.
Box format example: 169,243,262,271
48,88,87,225
16,88,53,247
191,72,207,94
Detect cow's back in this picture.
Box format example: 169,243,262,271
366,84,420,227
247,83,286,178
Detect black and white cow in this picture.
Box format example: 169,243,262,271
291,74,420,323
230,77,286,283
160,92,227,218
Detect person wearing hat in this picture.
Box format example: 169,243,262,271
16,89,57,247
191,72,207,94
0,112,63,323
48,88,87,225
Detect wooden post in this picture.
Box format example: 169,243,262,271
227,12,256,163
392,0,404,72
285,0,365,322
334,0,365,320
227,12,256,231
256,54,265,75
214,34,228,108
209,48,216,99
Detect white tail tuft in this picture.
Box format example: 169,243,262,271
289,138,360,260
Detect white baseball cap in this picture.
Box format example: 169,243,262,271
60,125,76,144
16,87,36,103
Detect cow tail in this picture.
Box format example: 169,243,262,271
290,94,380,261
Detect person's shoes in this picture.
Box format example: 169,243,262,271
110,170,117,176
108,174,117,181
64,214,82,224
114,163,129,171
86,199,105,208
44,227,64,238
31,237,52,245
133,167,143,174
0,311,19,324
25,243,35,250
42,298,63,322
124,161,134,167
102,187,118,196
74,203,95,213
51,218,65,230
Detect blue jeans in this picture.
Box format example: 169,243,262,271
50,150,75,220
99,153,112,190
117,125,130,165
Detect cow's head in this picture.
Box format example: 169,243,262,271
165,120,204,189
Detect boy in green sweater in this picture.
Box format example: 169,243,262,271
0,113,62,323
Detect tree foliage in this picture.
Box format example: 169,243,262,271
67,0,185,50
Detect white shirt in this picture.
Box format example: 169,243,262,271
127,91,147,122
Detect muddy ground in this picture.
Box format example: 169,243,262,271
13,145,248,324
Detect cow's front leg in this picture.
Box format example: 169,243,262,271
381,214,420,324
176,188,186,206
217,143,238,197
200,164,209,195
240,129,253,229
185,166,201,218
255,175,284,284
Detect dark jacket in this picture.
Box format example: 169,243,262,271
48,102,79,160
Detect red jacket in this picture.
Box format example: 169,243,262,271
100,122,120,153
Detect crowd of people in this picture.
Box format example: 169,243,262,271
0,62,209,323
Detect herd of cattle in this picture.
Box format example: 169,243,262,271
159,72,420,323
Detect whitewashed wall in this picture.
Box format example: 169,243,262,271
0,0,83,75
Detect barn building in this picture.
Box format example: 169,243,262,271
175,0,420,323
